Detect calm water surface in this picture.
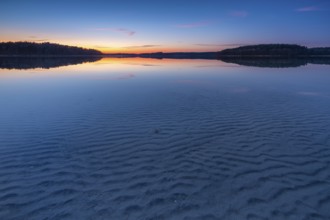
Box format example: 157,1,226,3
0,58,330,220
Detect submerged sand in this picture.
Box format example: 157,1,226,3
0,59,330,219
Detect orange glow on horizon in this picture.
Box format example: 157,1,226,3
0,36,224,54
0,57,233,77
99,46,223,54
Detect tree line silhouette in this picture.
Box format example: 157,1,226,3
1,42,329,58
217,44,330,57
0,42,102,56
1,42,330,69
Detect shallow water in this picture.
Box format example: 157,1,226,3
0,58,330,220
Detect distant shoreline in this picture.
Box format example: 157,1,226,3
1,42,330,68
0,54,103,58
103,44,330,59
1,54,330,59
101,53,330,59
1,42,330,59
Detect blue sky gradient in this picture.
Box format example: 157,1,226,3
1,0,329,52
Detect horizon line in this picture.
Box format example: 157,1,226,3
1,41,330,55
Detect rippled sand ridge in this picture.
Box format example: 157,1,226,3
0,58,330,220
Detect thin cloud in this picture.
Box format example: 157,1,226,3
115,28,135,36
229,10,248,17
94,45,113,49
93,28,135,36
28,36,48,42
175,21,210,28
94,45,110,49
33,39,49,42
122,45,160,49
295,6,321,12
194,43,223,47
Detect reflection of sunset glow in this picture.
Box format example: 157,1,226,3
94,57,230,66
0,57,235,79
90,57,235,70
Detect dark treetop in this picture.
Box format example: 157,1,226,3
217,44,330,57
0,42,102,56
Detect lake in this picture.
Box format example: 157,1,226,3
0,58,330,220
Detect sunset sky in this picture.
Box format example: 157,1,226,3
1,0,329,53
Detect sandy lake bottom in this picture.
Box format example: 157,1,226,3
0,58,330,220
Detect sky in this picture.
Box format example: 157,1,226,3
1,0,329,53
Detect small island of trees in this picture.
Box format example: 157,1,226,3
0,42,103,69
216,44,330,67
217,44,330,58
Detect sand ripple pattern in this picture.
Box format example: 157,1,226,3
1,80,330,219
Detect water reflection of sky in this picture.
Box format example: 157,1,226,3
1,58,330,115
0,57,329,84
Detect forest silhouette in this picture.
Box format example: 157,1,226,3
1,42,330,69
